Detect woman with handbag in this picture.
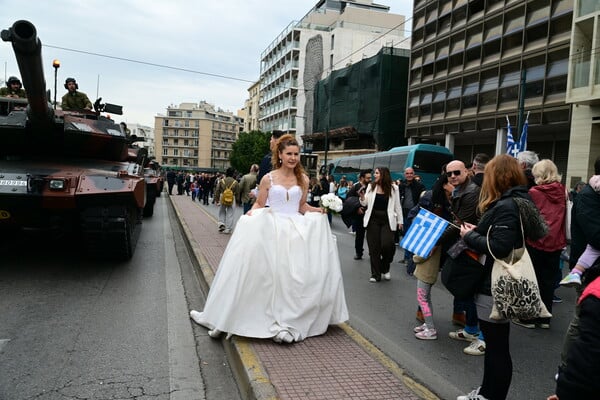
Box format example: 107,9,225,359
360,166,403,282
456,155,548,400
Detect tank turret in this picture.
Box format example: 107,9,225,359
1,19,53,122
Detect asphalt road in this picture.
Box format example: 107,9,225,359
201,202,574,400
0,198,241,400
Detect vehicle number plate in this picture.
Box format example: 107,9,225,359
0,180,27,186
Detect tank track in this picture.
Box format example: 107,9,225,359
80,205,142,260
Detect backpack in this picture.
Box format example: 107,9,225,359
221,180,236,206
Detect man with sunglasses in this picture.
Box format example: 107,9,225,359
440,160,486,356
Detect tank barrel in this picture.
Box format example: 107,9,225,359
1,20,52,120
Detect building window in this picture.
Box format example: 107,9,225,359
173,149,179,156
331,34,335,50
162,149,168,156
174,139,179,145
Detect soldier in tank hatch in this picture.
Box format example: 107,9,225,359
0,76,27,98
61,77,92,110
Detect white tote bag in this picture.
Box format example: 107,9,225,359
487,215,552,321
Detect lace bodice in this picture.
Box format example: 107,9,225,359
268,173,303,215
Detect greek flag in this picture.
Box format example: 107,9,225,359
400,208,449,259
506,116,519,157
518,113,529,153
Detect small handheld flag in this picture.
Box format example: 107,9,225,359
400,208,449,259
506,116,519,157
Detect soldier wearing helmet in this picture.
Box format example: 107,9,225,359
0,76,27,98
61,77,92,110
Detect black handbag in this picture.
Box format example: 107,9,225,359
441,251,486,300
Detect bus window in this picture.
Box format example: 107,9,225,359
373,155,391,169
413,151,454,174
359,156,375,172
389,153,409,172
348,158,361,174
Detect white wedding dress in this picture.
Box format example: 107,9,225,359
190,174,349,342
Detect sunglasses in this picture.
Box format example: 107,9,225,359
446,170,462,177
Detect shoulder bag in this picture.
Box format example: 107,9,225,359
487,214,552,321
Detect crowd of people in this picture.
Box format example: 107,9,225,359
161,131,598,400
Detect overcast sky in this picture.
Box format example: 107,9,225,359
1,1,412,127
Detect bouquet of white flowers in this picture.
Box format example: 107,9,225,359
320,193,344,213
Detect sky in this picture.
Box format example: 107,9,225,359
0,1,412,127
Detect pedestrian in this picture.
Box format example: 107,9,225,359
513,159,567,330
399,167,426,272
215,167,239,234
189,134,348,343
413,173,454,340
516,150,539,189
548,268,600,400
61,77,92,110
557,156,600,379
470,153,490,187
360,166,403,282
238,164,259,214
257,130,284,185
440,160,484,355
166,170,176,195
458,154,548,400
346,170,371,260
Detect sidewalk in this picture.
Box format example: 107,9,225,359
169,194,439,400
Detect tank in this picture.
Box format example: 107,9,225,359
0,20,146,260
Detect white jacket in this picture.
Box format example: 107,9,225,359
360,183,403,231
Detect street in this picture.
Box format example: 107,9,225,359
0,198,241,400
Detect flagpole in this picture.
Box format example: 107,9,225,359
517,69,527,138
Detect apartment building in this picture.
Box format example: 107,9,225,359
154,101,244,171
242,80,261,133
407,0,573,173
259,0,407,143
565,0,600,185
127,123,155,158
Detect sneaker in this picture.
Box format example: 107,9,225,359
369,277,377,283
449,328,479,342
513,319,536,329
560,272,581,287
223,229,231,234
414,323,428,333
218,223,225,232
553,295,563,303
353,254,363,260
382,272,391,280
452,312,466,327
463,339,486,356
538,323,550,329
457,387,488,400
415,328,437,340
416,309,425,323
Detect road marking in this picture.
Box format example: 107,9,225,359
0,339,10,352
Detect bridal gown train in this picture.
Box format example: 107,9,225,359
190,176,349,342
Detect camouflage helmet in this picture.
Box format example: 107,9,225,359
7,76,21,88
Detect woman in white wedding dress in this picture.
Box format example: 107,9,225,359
190,134,349,343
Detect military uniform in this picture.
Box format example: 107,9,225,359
0,87,27,98
61,91,92,110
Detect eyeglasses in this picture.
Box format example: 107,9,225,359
446,170,462,177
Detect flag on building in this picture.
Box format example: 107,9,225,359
506,116,519,157
400,208,449,259
518,111,529,152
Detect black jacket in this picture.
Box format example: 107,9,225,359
399,179,425,210
463,186,547,294
570,183,600,265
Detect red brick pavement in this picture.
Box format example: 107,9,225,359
169,194,437,400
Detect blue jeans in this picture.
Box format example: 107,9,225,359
454,298,479,333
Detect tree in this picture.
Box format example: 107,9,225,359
230,130,270,174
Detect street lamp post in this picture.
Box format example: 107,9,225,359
52,59,60,109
